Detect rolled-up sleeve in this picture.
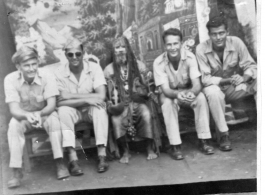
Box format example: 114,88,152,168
92,62,107,90
4,74,20,103
196,47,222,86
237,38,257,79
43,73,59,100
187,54,201,80
153,59,168,87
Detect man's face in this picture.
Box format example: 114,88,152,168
208,24,228,49
17,58,39,82
164,35,182,59
65,46,83,68
114,39,127,65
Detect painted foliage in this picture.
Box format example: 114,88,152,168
4,0,256,69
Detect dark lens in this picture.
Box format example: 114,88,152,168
75,52,82,57
67,53,74,58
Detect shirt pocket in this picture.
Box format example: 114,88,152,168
227,55,238,67
36,95,45,103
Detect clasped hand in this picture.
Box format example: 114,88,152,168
26,111,42,128
231,74,244,86
177,90,196,104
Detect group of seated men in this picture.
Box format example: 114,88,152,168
4,16,257,188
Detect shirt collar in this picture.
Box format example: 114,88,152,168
204,37,235,54
161,48,190,65
63,59,92,77
18,70,42,86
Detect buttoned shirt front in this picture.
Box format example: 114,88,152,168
153,49,201,89
196,36,257,87
4,68,59,112
55,59,106,95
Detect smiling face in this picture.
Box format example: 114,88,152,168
164,35,182,59
208,24,228,50
17,58,39,82
65,46,83,68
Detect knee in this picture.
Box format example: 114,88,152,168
92,106,108,117
8,118,27,135
161,96,175,108
203,85,224,100
57,106,75,118
139,104,151,120
196,93,207,104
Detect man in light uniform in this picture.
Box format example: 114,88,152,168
196,16,257,151
104,36,158,164
55,38,109,174
4,46,69,188
153,28,214,160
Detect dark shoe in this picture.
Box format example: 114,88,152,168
199,139,214,155
219,134,232,151
98,156,109,173
7,169,23,189
7,177,21,189
168,146,184,160
56,162,70,180
68,160,84,176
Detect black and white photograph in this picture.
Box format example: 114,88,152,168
0,0,260,194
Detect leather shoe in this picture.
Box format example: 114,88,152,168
98,156,109,173
7,169,23,189
199,139,214,155
68,160,84,176
219,134,232,151
56,162,70,180
168,146,184,160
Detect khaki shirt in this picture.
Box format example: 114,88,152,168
55,59,106,94
4,69,59,112
153,49,201,89
196,36,257,87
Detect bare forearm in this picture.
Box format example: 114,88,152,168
39,105,55,117
190,84,201,96
162,88,178,99
243,74,252,83
10,109,29,121
70,93,105,100
57,98,88,108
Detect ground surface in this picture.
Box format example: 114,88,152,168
0,114,257,195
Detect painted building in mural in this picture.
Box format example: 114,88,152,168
136,0,199,69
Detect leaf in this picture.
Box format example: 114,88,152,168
94,41,105,52
88,29,100,40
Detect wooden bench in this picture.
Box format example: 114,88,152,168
23,122,94,172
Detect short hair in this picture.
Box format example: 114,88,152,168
162,28,183,43
12,46,38,64
64,38,83,52
206,16,228,32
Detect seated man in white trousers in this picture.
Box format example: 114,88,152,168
153,28,214,160
4,46,68,188
196,16,257,151
55,38,109,175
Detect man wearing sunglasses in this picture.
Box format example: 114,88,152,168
55,38,109,175
196,16,257,152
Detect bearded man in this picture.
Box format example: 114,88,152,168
104,36,158,164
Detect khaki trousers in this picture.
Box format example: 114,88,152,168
160,92,212,145
57,106,109,148
202,79,257,133
8,111,63,168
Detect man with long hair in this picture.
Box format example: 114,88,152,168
104,36,158,164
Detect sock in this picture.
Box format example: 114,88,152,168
97,145,106,156
68,148,78,162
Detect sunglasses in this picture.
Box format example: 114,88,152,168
67,52,82,58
